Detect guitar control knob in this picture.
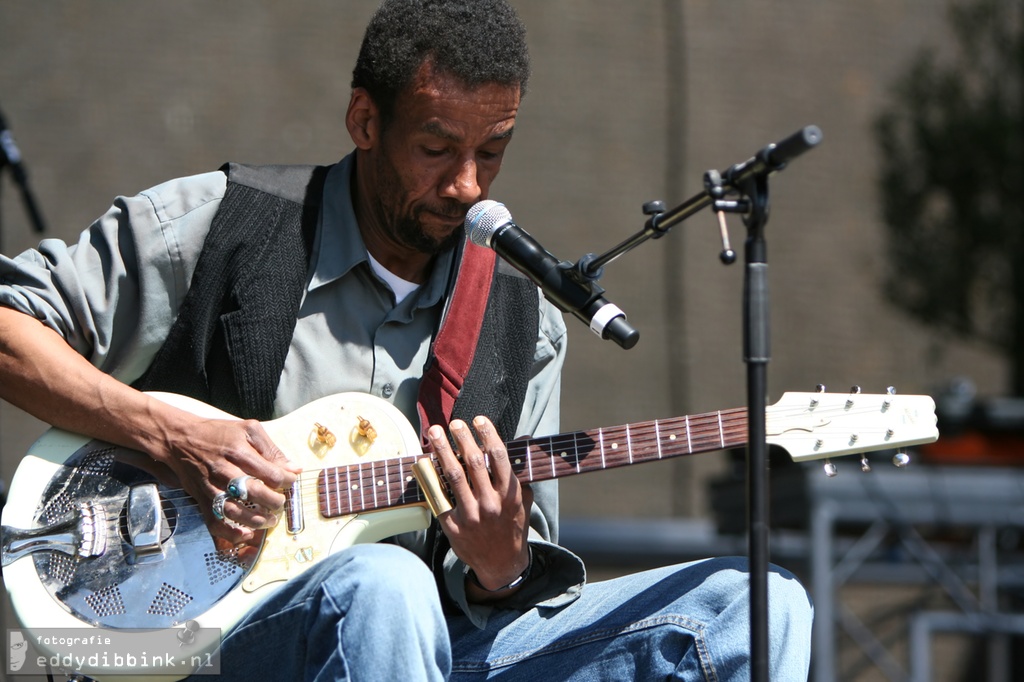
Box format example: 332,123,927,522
357,416,378,443
314,422,337,448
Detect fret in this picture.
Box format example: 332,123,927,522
598,427,606,469
549,435,557,478
626,423,634,464
330,467,338,515
572,431,581,473
344,464,353,514
397,458,406,505
357,462,366,510
370,461,378,508
383,459,392,506
323,469,333,517
685,415,692,453
655,420,663,459
717,411,725,448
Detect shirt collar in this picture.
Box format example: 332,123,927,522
309,152,456,310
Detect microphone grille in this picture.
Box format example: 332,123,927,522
466,200,512,248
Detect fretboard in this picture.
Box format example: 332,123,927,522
317,407,749,519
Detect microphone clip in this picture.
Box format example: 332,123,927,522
571,253,605,285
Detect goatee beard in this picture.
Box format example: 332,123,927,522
394,206,468,255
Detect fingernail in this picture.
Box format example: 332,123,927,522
450,420,465,433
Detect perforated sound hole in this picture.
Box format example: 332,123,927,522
148,583,193,617
205,548,248,585
41,490,75,525
47,553,78,585
85,585,126,618
78,447,116,476
40,447,117,525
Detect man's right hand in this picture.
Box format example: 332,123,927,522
156,416,303,542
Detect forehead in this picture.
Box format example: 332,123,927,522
392,63,521,140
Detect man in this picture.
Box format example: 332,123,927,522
0,1,812,679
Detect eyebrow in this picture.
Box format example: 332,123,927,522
421,121,515,143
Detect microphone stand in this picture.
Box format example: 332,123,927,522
574,125,822,682
0,107,47,252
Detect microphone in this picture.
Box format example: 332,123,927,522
466,200,639,349
0,108,46,234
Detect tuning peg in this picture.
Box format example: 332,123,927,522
811,384,826,408
883,386,896,411
892,450,910,468
823,458,838,477
846,386,861,409
860,454,871,472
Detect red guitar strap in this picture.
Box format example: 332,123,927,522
416,241,497,442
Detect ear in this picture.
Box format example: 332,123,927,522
346,88,379,150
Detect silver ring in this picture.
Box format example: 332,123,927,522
227,475,255,501
212,492,229,520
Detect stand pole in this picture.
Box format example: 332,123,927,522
740,171,771,682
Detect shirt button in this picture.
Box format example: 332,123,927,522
382,383,394,398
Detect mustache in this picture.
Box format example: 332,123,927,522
418,200,473,221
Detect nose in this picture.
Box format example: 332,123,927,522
441,156,481,204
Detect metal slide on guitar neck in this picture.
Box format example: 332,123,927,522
1,388,938,681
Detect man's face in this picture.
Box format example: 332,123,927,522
361,63,521,255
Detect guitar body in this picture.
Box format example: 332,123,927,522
2,392,430,681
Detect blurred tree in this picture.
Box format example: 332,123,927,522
875,0,1024,393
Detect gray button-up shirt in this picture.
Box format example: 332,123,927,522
0,152,585,626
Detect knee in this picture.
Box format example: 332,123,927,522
716,557,813,626
767,565,813,622
690,556,812,620
315,544,439,613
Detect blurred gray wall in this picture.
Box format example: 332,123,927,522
1,1,1001,521
0,1,1004,516
0,2,1009,679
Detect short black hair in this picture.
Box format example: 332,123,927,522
351,0,530,124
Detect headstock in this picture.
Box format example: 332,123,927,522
766,385,938,476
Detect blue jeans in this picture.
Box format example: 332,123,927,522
199,544,812,681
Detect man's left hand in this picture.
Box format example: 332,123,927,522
427,416,532,597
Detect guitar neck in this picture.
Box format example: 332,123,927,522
317,408,749,519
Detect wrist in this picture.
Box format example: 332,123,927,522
468,546,533,593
